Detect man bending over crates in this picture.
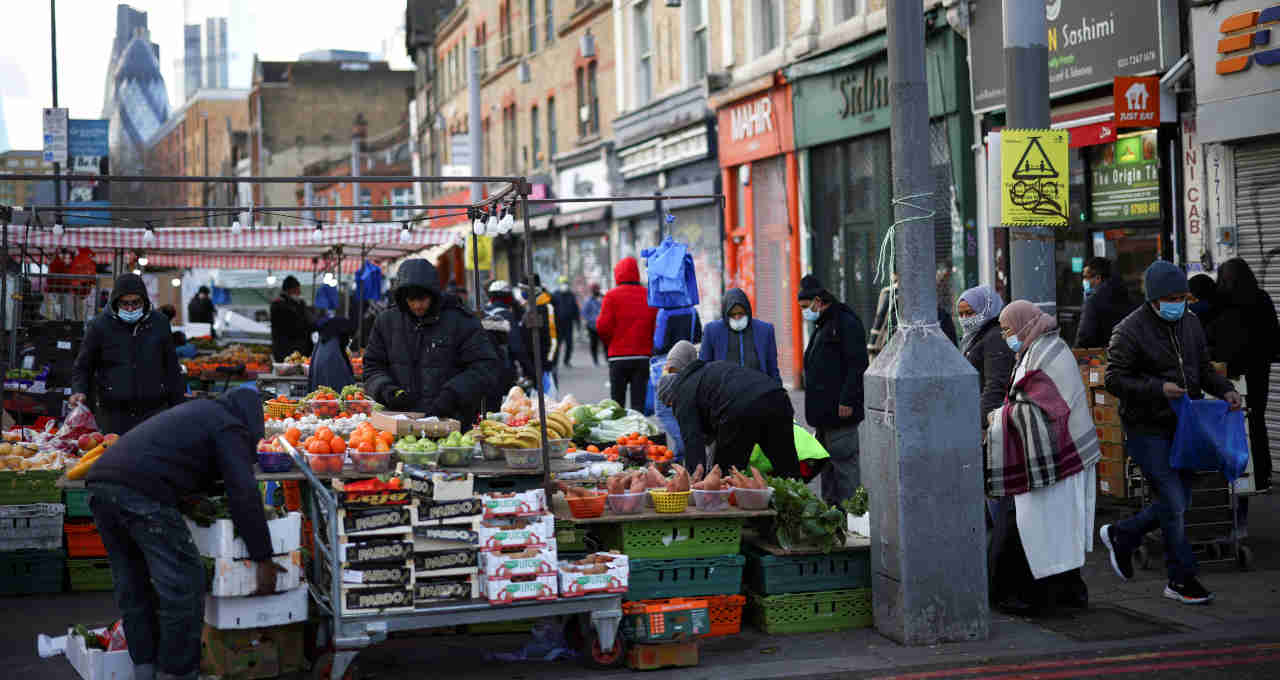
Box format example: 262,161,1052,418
86,386,283,680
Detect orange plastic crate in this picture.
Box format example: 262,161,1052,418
64,520,107,558
705,594,746,637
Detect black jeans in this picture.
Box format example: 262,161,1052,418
89,482,204,680
714,390,801,478
556,323,575,366
609,358,649,412
587,327,602,364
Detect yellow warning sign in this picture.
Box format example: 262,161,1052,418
1001,129,1069,227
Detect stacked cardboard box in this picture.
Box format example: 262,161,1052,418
1074,349,1130,500
332,481,417,616
411,470,483,607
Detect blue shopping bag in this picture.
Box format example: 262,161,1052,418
1169,396,1250,481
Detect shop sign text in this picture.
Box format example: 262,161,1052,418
729,96,773,143
835,64,889,119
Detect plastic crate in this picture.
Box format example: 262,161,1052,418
746,547,871,595
602,518,742,559
749,588,872,634
555,520,588,552
0,503,66,551
706,594,747,637
626,555,745,601
68,558,114,591
64,520,108,558
622,598,711,643
64,489,94,518
0,549,65,595
0,470,62,504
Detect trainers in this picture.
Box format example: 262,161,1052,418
1099,524,1133,581
1164,578,1214,604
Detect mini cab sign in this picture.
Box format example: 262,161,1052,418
1000,129,1069,227
1114,76,1160,125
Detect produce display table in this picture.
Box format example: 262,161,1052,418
551,505,776,524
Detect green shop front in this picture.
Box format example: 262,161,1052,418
787,20,977,329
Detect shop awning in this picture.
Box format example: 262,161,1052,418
552,207,610,228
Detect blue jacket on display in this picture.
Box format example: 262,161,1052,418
642,236,700,309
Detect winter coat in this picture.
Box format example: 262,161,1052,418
187,295,216,324
654,307,702,356
1105,305,1235,438
88,388,272,561
1207,289,1280,379
363,259,499,425
803,301,870,429
270,295,313,362
308,318,355,393
669,359,789,460
521,290,556,366
583,296,603,330
1076,277,1134,349
596,257,657,359
963,316,1016,430
551,290,580,326
700,288,780,383
72,275,184,411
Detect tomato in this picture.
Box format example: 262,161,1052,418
284,428,301,446
375,439,391,453
586,445,599,453
358,440,376,453
315,427,334,442
306,440,328,455
377,431,395,446
388,477,402,489
338,412,350,420
329,437,347,454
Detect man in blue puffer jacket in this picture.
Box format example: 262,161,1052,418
699,288,780,384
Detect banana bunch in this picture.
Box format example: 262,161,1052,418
532,411,573,440
478,420,543,449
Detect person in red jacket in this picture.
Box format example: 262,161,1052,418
596,257,657,411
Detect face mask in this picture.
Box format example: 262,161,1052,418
1005,334,1022,353
1083,279,1094,297
1157,301,1186,322
118,308,143,324
728,317,749,332
958,315,984,335
802,307,820,322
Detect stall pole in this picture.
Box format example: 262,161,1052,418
50,0,63,222
858,0,987,645
468,46,485,311
2,219,9,369
520,186,553,496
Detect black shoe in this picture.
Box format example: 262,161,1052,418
1164,578,1214,604
1100,524,1133,581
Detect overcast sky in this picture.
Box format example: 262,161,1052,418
1,0,411,152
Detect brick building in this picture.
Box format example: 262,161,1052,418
142,88,250,221
295,116,415,225
0,151,54,208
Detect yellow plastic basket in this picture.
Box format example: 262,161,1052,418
648,490,691,513
265,401,303,419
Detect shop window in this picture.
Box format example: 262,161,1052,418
531,105,541,167
754,0,780,57
391,187,412,221
501,1,514,60
359,188,372,222
576,63,599,138
547,97,558,158
634,0,653,107
546,0,555,44
528,0,539,53
687,0,709,83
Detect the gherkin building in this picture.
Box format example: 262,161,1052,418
101,6,170,180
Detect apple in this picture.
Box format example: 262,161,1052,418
77,434,97,452
102,434,120,448
89,433,104,449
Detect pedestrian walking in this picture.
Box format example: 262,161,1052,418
583,284,604,365
1100,260,1241,605
700,288,781,383
1188,274,1218,325
798,275,869,505
596,257,657,412
1076,257,1134,349
551,276,580,368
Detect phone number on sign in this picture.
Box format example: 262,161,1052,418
1117,51,1157,69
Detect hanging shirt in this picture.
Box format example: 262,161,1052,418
355,262,384,302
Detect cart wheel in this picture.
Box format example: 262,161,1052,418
1237,545,1255,571
584,628,625,669
312,652,362,680
1135,545,1152,570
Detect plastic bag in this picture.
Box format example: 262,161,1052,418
1169,396,1250,481
749,423,831,475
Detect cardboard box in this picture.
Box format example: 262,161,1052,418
1092,405,1121,425
208,551,304,598
1092,389,1120,407
480,489,546,518
186,512,302,560
200,623,304,680
1084,366,1106,388
558,553,630,597
626,640,700,671
481,545,558,579
338,560,414,587
1097,457,1128,499
339,583,415,616
338,505,415,536
1100,442,1125,461
414,548,478,574
1097,424,1124,444
335,487,414,509
418,497,484,523
204,585,308,630
370,411,426,436
1072,348,1107,365
484,572,558,604
414,525,479,552
399,468,476,502
65,627,133,680
477,514,555,551
338,537,415,566
415,572,480,605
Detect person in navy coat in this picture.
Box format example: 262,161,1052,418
699,288,780,384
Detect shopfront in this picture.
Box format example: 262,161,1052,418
788,22,975,327
554,152,614,299
969,0,1181,338
714,77,801,387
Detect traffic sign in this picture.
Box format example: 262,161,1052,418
42,108,69,164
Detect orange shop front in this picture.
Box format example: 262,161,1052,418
714,76,803,389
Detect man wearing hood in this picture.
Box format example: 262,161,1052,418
187,285,216,325
699,288,780,383
270,276,314,362
70,273,185,435
596,257,658,411
364,259,499,425
87,386,281,680
309,316,356,393
551,276,580,368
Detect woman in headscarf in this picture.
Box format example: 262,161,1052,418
986,300,1099,615
958,286,1015,433
309,316,356,393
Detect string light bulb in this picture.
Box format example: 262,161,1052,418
230,220,243,235
312,223,323,242
500,210,515,233
142,226,156,244
132,269,141,275
472,212,486,236
400,223,412,242
170,278,181,288
137,256,149,267
486,211,499,233
52,223,64,236
266,273,277,286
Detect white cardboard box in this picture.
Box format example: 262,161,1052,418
208,551,303,598
203,584,308,630
65,628,132,680
484,572,558,604
431,472,475,501
558,554,630,597
186,512,302,559
480,489,546,518
476,514,555,551
480,545,558,579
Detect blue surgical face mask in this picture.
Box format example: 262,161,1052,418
1083,279,1094,297
802,307,820,322
1005,334,1022,353
728,316,749,332
118,308,144,324
1157,301,1186,322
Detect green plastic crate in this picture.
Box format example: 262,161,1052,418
68,558,114,592
555,520,588,552
0,549,65,595
627,555,745,601
64,489,94,518
749,588,872,634
602,518,742,559
0,470,62,505
747,547,870,595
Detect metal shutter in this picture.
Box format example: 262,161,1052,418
752,157,797,388
1233,135,1280,474
931,120,955,272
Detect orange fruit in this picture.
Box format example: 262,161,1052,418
307,440,328,455
358,440,375,453
375,440,390,453
329,437,347,454
377,431,395,446
284,428,301,446
315,427,333,442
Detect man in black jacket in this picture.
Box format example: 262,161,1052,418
1100,260,1241,606
658,340,801,477
551,276,580,368
364,259,499,426
798,275,870,505
87,387,281,680
187,285,216,325
1076,257,1134,349
69,274,185,435
270,276,313,362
